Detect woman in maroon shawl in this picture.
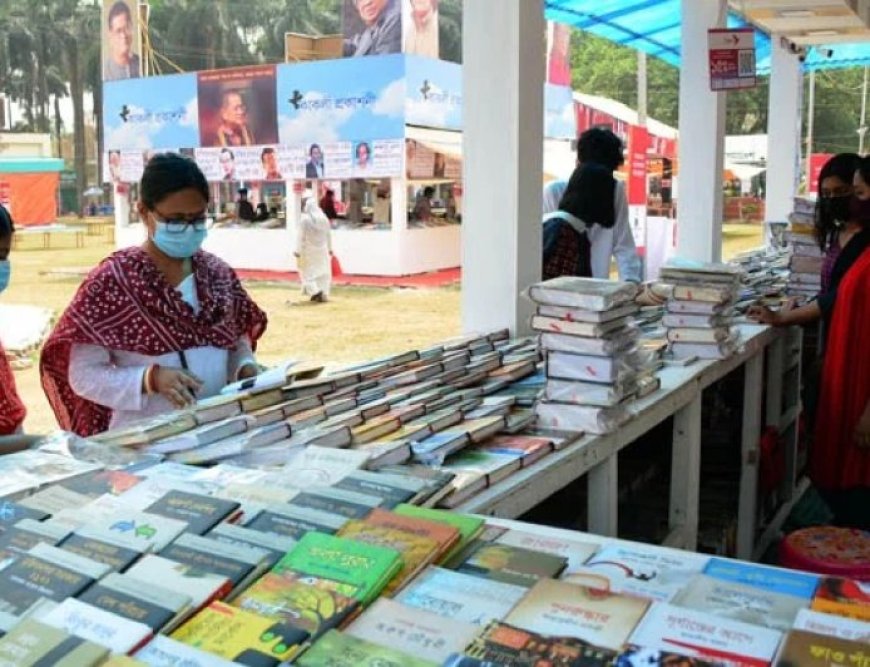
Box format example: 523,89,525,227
41,153,267,437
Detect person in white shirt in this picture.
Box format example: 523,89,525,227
543,127,642,284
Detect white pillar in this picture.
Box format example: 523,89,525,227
676,0,726,262
765,38,803,223
391,178,407,231
461,0,544,335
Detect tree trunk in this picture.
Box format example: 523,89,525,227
67,38,86,218
54,94,63,159
94,79,103,189
37,33,49,132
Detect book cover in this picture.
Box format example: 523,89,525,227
528,277,636,311
411,431,471,465
458,543,568,587
190,393,244,424
207,523,296,570
775,628,870,666
792,608,870,643
134,634,239,666
628,602,782,667
18,486,93,516
0,520,67,568
0,549,101,615
333,471,424,508
125,555,232,610
59,530,144,572
159,533,267,592
811,576,870,621
703,558,820,600
281,446,371,487
234,571,359,639
147,417,250,456
0,618,109,666
505,578,650,650
82,510,188,553
245,504,348,540
531,314,628,338
478,435,555,467
363,508,460,561
171,601,307,665
145,490,240,536
493,529,599,575
58,470,144,498
273,532,401,605
38,597,153,655
295,629,438,667
78,572,190,633
336,520,440,595
393,505,483,563
617,645,715,666
667,327,733,344
538,302,638,323
0,500,48,534
459,620,617,666
288,488,383,520
439,449,521,486
673,574,808,631
345,598,478,664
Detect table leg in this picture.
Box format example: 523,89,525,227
668,394,702,550
588,455,618,537
737,352,764,560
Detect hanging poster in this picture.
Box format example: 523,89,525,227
403,0,439,59
198,65,279,148
343,0,403,57
102,0,141,81
708,28,756,91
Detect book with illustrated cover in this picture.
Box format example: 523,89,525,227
135,634,238,666
273,532,402,605
77,572,192,633
431,471,487,508
38,597,153,655
345,598,478,664
775,628,870,666
350,440,412,470
458,543,567,587
673,574,808,631
207,523,296,570
493,529,599,575
703,558,820,600
477,435,555,467
82,510,188,552
440,448,521,487
792,608,870,642
124,555,232,610
0,500,48,534
0,618,109,666
58,470,144,498
171,601,307,665
336,520,440,595
392,505,483,563
459,620,617,666
527,277,637,311
505,578,650,650
811,576,870,621
295,629,438,667
234,570,359,640
628,602,782,666
411,430,471,465
245,504,348,540
363,508,459,561
144,490,240,536
617,645,714,666
288,487,383,519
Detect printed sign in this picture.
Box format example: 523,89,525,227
808,153,834,195
627,126,650,206
708,28,756,91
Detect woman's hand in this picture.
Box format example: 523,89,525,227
748,305,782,326
152,367,203,408
855,404,870,448
237,363,259,380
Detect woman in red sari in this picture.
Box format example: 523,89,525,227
812,235,870,529
0,204,26,437
42,153,267,437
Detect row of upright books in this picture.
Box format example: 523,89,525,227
0,457,865,666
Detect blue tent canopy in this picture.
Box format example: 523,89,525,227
545,0,870,74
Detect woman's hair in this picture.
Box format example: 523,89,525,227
0,204,14,238
140,153,210,210
558,163,616,228
577,128,624,171
814,152,860,249
856,155,870,189
423,186,435,197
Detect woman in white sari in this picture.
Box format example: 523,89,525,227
295,194,333,303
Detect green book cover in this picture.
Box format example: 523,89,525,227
394,505,483,563
273,533,401,605
296,629,437,667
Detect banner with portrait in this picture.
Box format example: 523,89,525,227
197,65,279,149
102,0,141,82
343,0,403,58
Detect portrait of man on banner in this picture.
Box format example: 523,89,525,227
343,0,402,57
102,0,141,81
197,65,279,148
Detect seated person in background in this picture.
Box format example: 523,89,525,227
413,186,435,222
236,188,256,222
41,153,267,436
255,203,269,222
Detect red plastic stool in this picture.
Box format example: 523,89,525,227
780,526,870,581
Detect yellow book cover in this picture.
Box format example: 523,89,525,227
172,601,308,665
337,521,439,596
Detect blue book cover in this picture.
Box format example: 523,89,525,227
411,432,467,455
703,557,820,600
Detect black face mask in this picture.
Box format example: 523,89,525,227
849,196,870,225
821,195,851,226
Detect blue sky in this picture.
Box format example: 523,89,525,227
405,55,462,131
103,73,200,150
276,54,405,146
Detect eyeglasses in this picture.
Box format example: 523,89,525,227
820,185,853,199
152,211,211,233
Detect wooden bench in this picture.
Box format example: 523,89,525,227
13,227,86,250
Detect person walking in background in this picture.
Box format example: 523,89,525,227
295,193,333,304
319,188,339,222
41,154,267,436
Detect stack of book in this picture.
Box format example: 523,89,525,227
525,277,658,435
659,262,744,361
785,204,823,303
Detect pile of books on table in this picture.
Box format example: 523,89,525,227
786,197,823,302
526,277,662,435
660,263,744,361
0,456,865,666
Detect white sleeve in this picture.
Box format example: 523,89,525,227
68,344,147,412
295,216,305,255
228,336,257,381
613,183,643,283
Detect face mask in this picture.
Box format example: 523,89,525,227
152,221,207,259
0,260,9,294
848,196,870,225
822,195,851,226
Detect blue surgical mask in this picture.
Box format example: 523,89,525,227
152,221,207,259
0,260,9,294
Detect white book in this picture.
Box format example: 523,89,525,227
494,529,600,575
170,422,290,465
540,329,637,357
531,315,629,338
537,302,639,323
125,555,231,609
145,416,250,455
280,445,371,487
38,597,152,654
535,400,629,435
544,377,637,407
113,477,205,511
662,313,731,329
82,510,188,552
671,338,739,360
666,299,731,315
527,277,638,311
19,486,93,516
395,566,527,627
547,350,638,384
27,543,112,581
135,635,238,666
792,608,870,642
667,327,733,344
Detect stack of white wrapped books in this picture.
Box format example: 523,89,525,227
526,277,659,435
659,263,743,361
786,198,822,302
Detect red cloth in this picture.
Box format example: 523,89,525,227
812,248,870,490
41,247,267,437
0,339,26,435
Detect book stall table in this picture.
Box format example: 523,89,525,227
459,322,805,562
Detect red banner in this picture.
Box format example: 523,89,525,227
627,126,650,207
708,28,756,91
808,153,834,195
